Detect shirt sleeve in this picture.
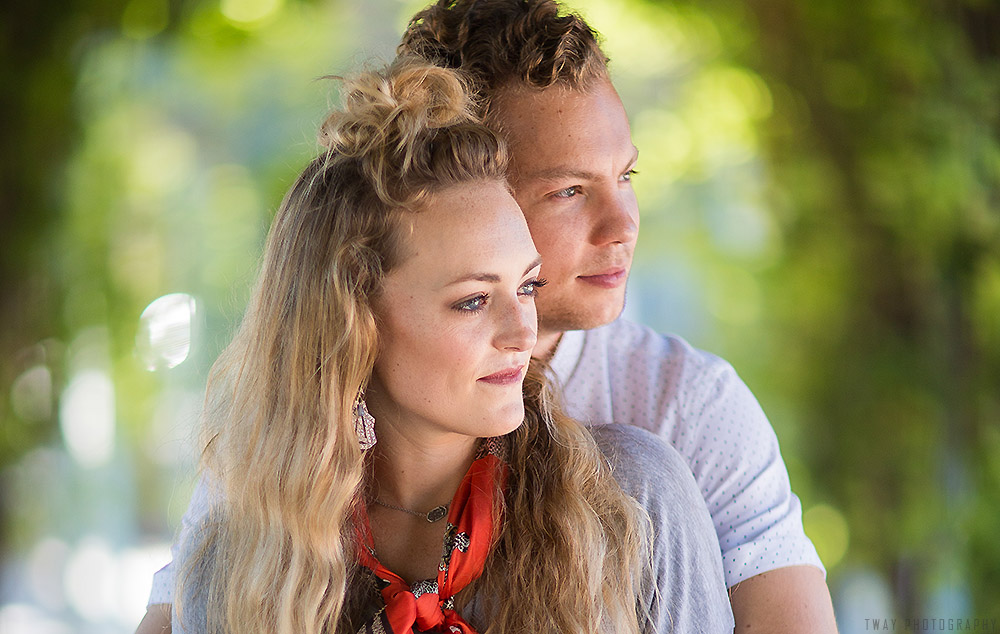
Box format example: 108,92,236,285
556,321,824,588
671,358,824,588
146,474,215,607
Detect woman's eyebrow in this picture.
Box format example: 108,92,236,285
446,255,543,287
524,255,543,274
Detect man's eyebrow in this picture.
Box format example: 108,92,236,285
525,167,599,182
446,255,544,286
521,147,639,182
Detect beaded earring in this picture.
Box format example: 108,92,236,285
353,391,377,451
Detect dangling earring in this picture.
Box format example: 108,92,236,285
354,391,377,451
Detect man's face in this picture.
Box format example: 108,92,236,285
491,77,639,342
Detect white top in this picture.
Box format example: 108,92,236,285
147,317,821,605
549,319,823,587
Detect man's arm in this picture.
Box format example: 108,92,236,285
135,603,171,634
729,566,837,633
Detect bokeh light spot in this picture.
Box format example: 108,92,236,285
221,0,284,27
136,292,197,371
128,125,197,198
63,537,117,622
28,538,71,612
804,503,850,569
59,370,116,468
0,604,72,634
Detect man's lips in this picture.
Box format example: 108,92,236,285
478,364,526,385
578,268,628,289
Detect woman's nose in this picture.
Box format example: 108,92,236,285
495,297,537,353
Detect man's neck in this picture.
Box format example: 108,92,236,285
532,328,564,361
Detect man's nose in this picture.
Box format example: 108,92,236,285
590,187,639,247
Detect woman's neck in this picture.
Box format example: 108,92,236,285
369,420,479,512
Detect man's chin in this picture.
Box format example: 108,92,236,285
538,297,626,334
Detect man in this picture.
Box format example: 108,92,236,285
139,1,837,631
396,1,837,630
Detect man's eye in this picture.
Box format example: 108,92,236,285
453,294,489,312
622,169,639,182
553,186,578,199
518,278,548,297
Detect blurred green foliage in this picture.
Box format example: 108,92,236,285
1,0,998,625
658,0,1000,614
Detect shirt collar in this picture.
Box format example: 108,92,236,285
547,328,586,386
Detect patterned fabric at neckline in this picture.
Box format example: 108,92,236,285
355,437,507,634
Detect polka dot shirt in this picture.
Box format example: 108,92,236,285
548,318,824,588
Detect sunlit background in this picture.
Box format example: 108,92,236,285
2,0,998,632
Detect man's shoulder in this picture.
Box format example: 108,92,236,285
580,318,732,379
556,318,753,435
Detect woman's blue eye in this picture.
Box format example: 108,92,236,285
454,279,546,312
454,294,488,312
553,186,578,199
518,278,548,297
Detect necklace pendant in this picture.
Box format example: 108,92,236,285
426,505,448,523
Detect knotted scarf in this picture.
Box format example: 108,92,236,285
357,443,506,633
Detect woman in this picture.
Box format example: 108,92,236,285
144,58,733,634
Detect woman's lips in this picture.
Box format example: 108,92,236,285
578,268,627,289
478,365,525,386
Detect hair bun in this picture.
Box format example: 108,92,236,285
319,58,479,165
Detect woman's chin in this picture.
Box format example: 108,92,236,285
471,402,525,439
495,403,527,437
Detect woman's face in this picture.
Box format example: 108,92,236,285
367,179,542,443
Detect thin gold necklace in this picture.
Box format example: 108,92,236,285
372,498,450,523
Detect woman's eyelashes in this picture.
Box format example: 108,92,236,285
453,293,489,312
451,278,547,313
518,277,547,297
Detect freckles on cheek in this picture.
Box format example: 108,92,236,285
528,219,575,260
387,310,454,376
380,296,485,396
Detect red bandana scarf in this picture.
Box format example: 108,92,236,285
357,443,506,633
